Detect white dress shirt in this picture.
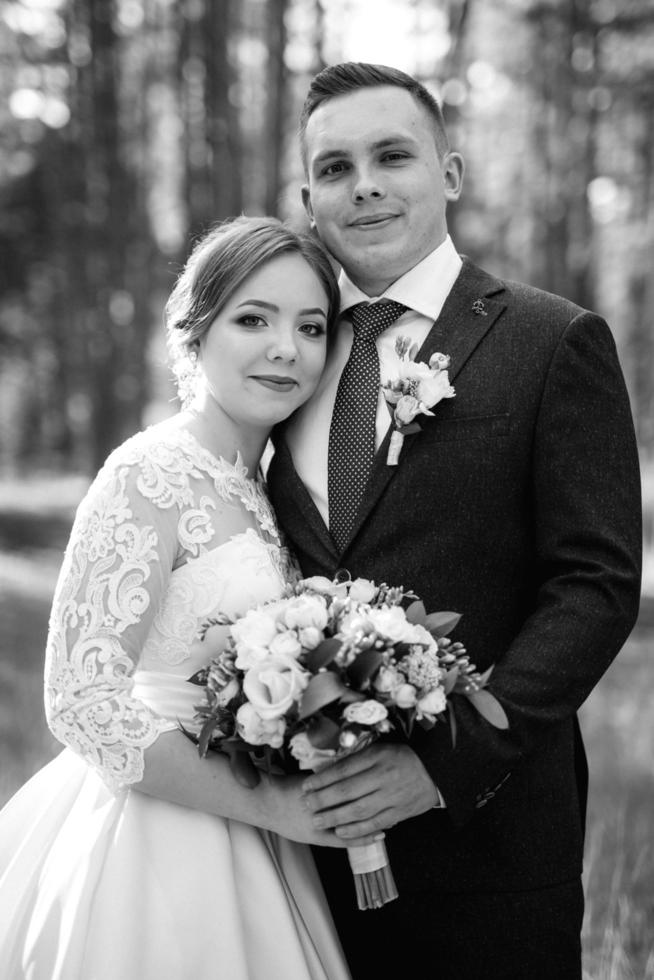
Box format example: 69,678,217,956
286,235,462,525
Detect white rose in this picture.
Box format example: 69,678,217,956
407,624,439,650
300,576,348,599
367,606,413,643
343,700,389,726
394,394,421,426
298,626,323,650
348,578,378,603
269,630,302,659
428,352,451,371
416,687,447,719
289,732,337,771
236,702,286,748
373,665,401,694
282,594,329,631
243,654,309,720
394,683,418,709
231,608,278,669
338,610,373,639
416,370,455,408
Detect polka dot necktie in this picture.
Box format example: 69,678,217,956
328,300,408,552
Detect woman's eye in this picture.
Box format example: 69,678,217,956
299,322,325,337
238,314,266,327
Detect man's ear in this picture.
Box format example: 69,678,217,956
443,152,464,203
301,185,316,227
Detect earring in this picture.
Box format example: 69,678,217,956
189,348,198,365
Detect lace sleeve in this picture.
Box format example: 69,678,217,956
44,447,181,793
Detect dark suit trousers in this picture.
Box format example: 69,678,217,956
314,847,583,980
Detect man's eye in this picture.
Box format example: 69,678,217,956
322,162,347,176
383,152,409,162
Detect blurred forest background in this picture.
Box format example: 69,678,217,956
0,1,653,978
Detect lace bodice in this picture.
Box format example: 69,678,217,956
44,423,292,793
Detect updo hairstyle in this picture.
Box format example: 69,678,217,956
165,215,340,406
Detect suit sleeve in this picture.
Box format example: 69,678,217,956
413,311,642,827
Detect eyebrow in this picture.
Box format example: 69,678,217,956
236,300,326,317
311,135,417,167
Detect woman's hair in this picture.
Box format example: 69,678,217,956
165,215,339,405
299,62,450,169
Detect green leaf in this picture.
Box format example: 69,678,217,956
467,689,509,730
405,599,426,625
339,688,366,704
398,421,422,435
298,672,348,720
443,665,459,695
306,714,341,750
306,637,342,672
197,714,220,757
477,665,495,685
187,668,208,686
346,649,383,688
425,611,461,637
448,702,458,747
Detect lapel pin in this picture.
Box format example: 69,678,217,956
472,299,487,316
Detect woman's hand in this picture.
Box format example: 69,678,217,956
259,772,384,849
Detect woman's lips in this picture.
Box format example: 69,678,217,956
251,375,298,392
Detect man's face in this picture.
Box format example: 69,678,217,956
302,85,464,296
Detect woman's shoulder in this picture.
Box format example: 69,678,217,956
76,418,206,517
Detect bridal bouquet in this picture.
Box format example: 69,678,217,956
186,575,508,910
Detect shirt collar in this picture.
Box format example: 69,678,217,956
337,235,462,320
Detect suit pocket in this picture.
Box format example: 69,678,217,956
427,412,511,443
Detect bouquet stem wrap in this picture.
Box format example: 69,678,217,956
347,839,399,910
386,430,404,466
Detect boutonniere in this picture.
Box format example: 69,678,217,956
381,336,455,465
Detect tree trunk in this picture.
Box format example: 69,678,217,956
264,0,289,217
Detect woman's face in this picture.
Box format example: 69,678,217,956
198,252,330,431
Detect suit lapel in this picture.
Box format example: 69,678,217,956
344,259,507,549
270,435,339,562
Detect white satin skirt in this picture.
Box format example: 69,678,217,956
0,674,351,980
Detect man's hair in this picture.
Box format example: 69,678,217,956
299,62,450,169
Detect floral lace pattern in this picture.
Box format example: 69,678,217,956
44,423,287,793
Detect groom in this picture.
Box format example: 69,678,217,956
267,62,641,979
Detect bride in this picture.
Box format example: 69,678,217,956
0,216,358,980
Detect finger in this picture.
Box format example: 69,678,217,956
333,810,396,840
302,747,378,792
304,771,380,814
310,790,379,830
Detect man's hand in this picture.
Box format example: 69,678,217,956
302,742,439,840
260,772,383,849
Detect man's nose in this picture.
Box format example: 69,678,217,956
352,167,385,202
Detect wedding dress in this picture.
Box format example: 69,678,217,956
0,422,350,980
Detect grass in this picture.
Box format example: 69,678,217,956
0,473,652,978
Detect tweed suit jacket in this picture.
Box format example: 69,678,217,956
267,258,641,895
